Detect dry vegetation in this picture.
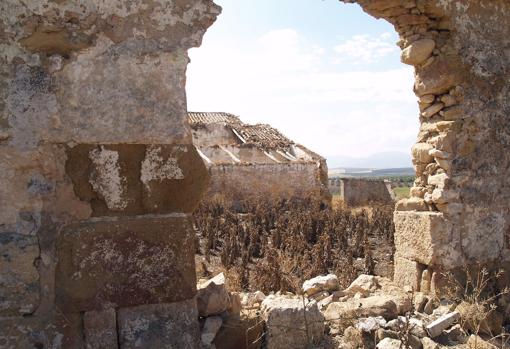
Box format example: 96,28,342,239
193,196,395,294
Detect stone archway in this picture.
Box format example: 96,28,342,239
342,0,510,292
1,0,509,347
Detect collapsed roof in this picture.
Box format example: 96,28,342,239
188,112,324,165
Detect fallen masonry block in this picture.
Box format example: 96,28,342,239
426,311,460,338
196,273,231,317
302,274,339,297
262,295,325,349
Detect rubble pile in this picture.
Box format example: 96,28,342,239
197,273,507,349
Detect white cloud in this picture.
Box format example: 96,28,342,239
333,33,398,64
187,28,417,158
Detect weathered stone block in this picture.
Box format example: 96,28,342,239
66,144,209,215
393,211,462,267
55,214,196,312
0,233,40,316
393,256,423,291
118,299,200,349
262,295,325,349
84,308,118,349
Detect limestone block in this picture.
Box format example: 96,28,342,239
419,94,435,104
441,94,457,107
412,143,434,163
393,256,422,291
420,269,432,294
118,299,200,349
401,39,436,66
441,106,463,120
395,197,428,211
4,1,221,147
421,103,444,118
394,211,462,267
376,337,402,349
84,308,118,349
0,233,40,316
428,173,449,189
323,296,398,321
426,312,460,338
344,274,379,296
196,273,231,317
66,144,209,215
262,295,325,349
55,214,196,312
415,58,461,96
302,273,339,296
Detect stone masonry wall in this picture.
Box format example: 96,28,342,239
342,0,510,291
2,0,510,345
329,178,394,207
0,1,219,347
207,162,329,205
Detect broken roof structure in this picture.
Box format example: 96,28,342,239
188,112,330,204
188,112,322,165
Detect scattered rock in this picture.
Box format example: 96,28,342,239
421,337,440,349
196,273,231,317
377,337,402,349
442,324,465,343
201,316,223,347
310,291,330,302
401,39,436,66
302,274,339,297
356,316,387,332
345,274,379,296
376,328,399,342
262,295,325,349
426,312,460,338
324,296,398,321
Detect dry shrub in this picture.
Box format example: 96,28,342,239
193,197,395,292
442,265,510,340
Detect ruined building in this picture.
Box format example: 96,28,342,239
329,177,395,207
189,112,329,204
1,0,510,347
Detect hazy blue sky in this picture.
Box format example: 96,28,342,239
186,0,418,160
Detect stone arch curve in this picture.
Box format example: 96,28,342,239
341,0,510,291
1,0,509,346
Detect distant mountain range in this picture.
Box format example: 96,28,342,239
325,151,412,169
328,167,415,178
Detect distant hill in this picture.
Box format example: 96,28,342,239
326,151,412,169
329,167,415,178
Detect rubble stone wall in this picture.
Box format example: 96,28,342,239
207,162,330,204
342,0,510,290
2,0,510,345
0,0,219,347
329,178,395,207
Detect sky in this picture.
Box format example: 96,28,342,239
186,0,418,165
